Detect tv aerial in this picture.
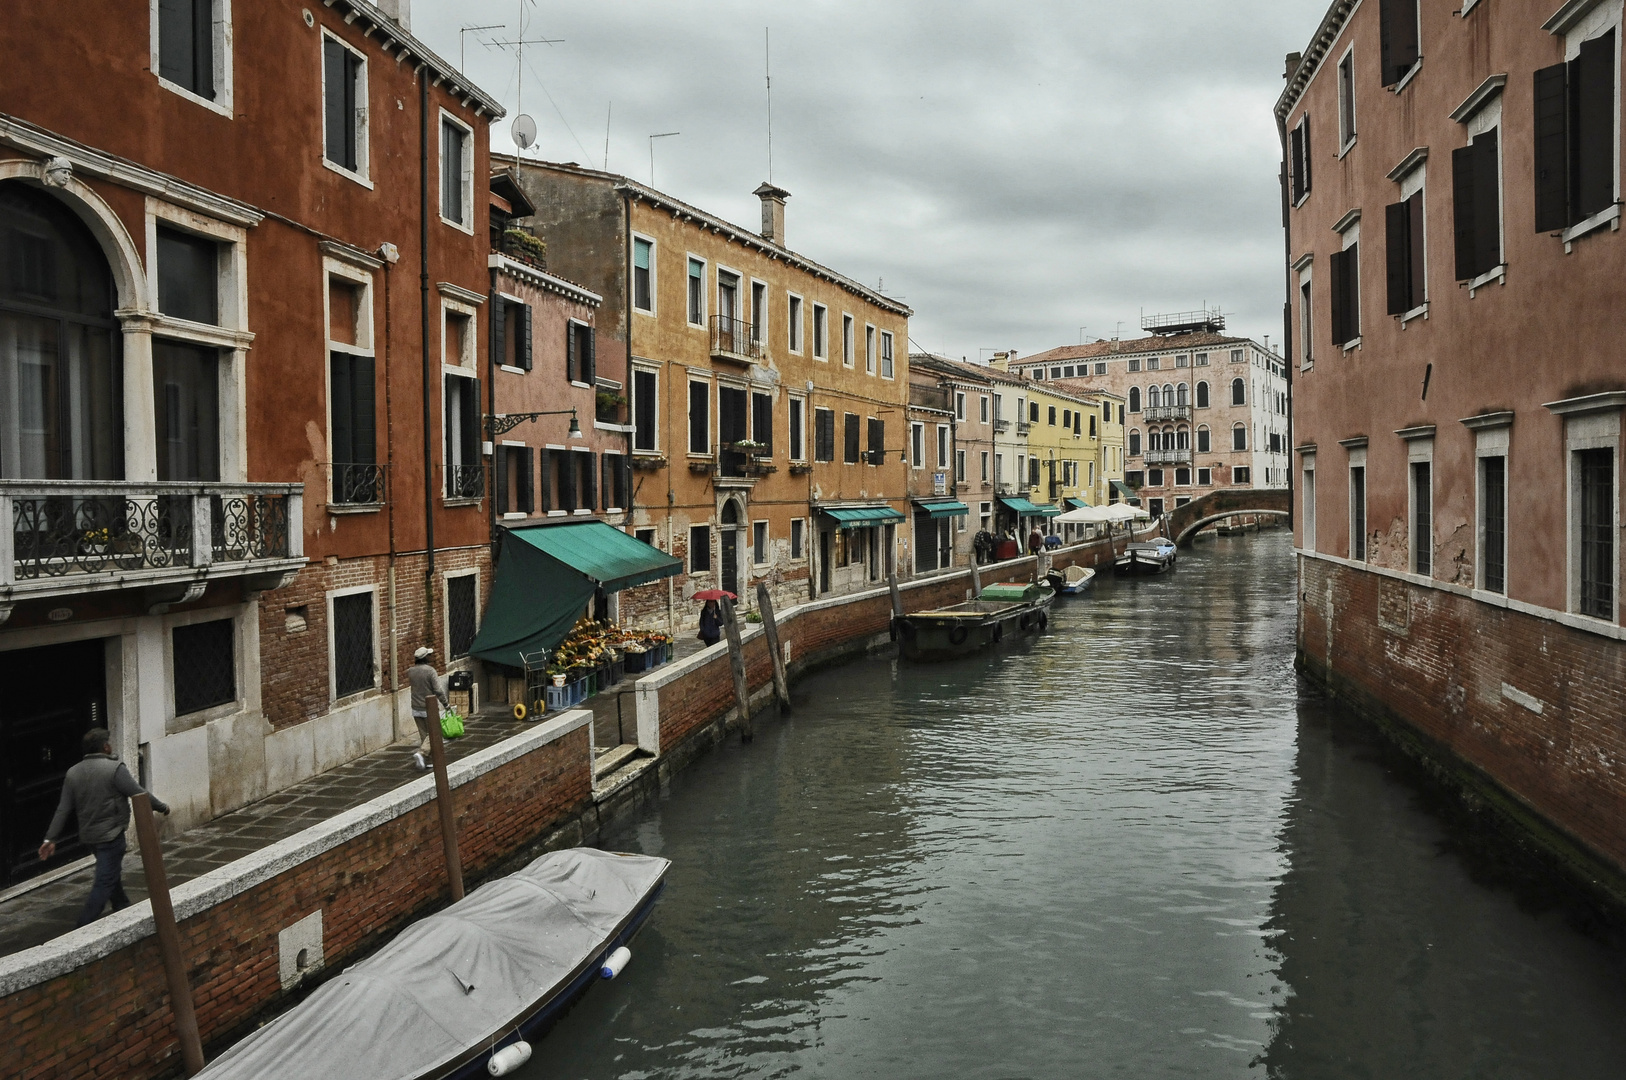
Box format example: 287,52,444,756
512,114,537,151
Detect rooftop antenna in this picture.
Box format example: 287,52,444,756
459,24,502,74
765,27,774,183
1078,325,1088,344
648,131,680,187
1114,320,1123,339
603,101,612,171
489,0,561,139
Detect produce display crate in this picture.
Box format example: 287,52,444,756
609,658,625,685
544,684,572,711
623,649,653,674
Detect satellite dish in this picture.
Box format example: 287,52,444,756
511,114,537,151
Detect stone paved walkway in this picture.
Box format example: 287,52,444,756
0,638,705,959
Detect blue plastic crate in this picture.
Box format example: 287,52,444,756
544,684,571,711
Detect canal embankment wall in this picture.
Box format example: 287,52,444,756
0,532,1139,1080
1297,552,1626,914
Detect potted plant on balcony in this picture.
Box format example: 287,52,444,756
500,228,547,269
595,390,626,424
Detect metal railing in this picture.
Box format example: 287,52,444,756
1015,421,1031,435
710,315,764,363
992,418,1010,433
3,481,301,586
445,464,485,500
328,463,386,507
1143,405,1192,422
1144,448,1193,465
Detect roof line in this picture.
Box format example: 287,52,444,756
1275,0,1358,120
324,1,505,119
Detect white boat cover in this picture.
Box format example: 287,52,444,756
1060,564,1092,585
196,848,670,1080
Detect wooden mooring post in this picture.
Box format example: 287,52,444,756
887,572,905,637
970,559,982,597
425,697,465,901
755,582,791,713
132,793,205,1077
721,596,753,741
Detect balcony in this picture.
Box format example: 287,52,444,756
1143,448,1192,466
327,463,387,509
992,418,1011,433
706,442,776,486
710,316,764,365
1015,421,1031,435
909,384,951,412
1144,405,1192,422
444,464,486,500
2,481,305,611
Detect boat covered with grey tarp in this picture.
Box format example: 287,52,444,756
196,847,670,1080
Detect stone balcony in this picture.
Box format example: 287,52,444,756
1143,449,1193,466
1143,405,1192,422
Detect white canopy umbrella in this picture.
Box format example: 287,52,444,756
1056,505,1113,525
1101,503,1150,523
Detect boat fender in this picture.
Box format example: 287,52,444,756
600,946,632,979
1037,611,1048,631
990,623,1002,644
487,1041,533,1076
512,702,527,721
948,623,970,646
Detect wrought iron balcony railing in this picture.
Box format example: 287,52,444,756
1143,448,1193,465
2,481,304,602
710,316,764,364
1143,405,1192,422
328,463,386,507
445,464,486,500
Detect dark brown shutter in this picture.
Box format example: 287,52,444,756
565,322,576,382
1406,191,1425,309
520,304,533,371
601,453,613,510
1385,201,1410,314
621,455,633,510
1452,143,1478,280
519,448,534,514
1344,242,1360,339
490,296,506,370
1290,123,1305,203
1328,248,1346,346
560,450,576,510
1574,30,1616,220
583,326,595,384
494,445,509,514
1533,63,1570,232
584,452,597,512
1379,0,1419,86
1471,130,1501,273
539,448,552,512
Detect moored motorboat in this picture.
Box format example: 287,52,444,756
1114,540,1176,575
195,848,670,1080
1045,564,1097,595
894,580,1055,661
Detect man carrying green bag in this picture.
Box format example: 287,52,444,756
407,646,450,771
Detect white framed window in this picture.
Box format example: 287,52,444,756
1470,418,1510,594
910,421,924,468
812,303,828,359
790,518,806,560
1386,156,1428,319
1347,445,1368,561
865,324,876,374
788,395,806,461
955,448,966,483
321,29,370,185
750,279,768,347
165,606,246,731
980,451,989,483
632,234,656,314
1453,83,1504,286
1297,260,1314,369
979,395,989,423
687,376,710,455
936,424,949,469
1407,438,1434,576
880,330,895,379
444,568,481,661
325,256,380,507
687,256,706,326
842,313,855,366
787,293,803,354
1536,4,1621,240
631,366,659,453
151,0,232,115
753,520,769,565
439,110,474,232
1556,401,1620,620
955,392,966,421
1337,45,1357,153
440,296,477,369
327,584,379,701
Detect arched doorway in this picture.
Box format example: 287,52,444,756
0,181,123,480
719,497,743,597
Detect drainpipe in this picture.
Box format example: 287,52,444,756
382,253,400,738
420,68,437,640
1276,108,1295,533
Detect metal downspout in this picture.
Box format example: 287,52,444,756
420,67,437,642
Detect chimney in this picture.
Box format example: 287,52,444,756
989,351,1010,371
1284,51,1301,80
375,0,411,32
754,182,790,245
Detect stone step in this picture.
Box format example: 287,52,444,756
593,742,641,776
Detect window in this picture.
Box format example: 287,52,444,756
331,590,376,698
865,325,876,374
789,397,805,460
788,295,802,352
937,425,949,468
1148,357,1160,371
157,0,223,104
1234,465,1252,486
1289,113,1313,206
1176,355,1189,369
812,304,828,359
632,237,653,312
980,451,989,483
1128,387,1141,412
1299,275,1314,365
1232,424,1246,451
842,314,854,366
443,373,481,497
955,392,966,421
1537,29,1619,233
491,295,530,371
1451,128,1502,280
1385,189,1425,315
1096,363,1107,375
689,525,711,573
1048,406,1057,426
1194,381,1209,409
1198,467,1213,486
566,321,595,384
1337,48,1356,149
1128,429,1142,456
1087,415,1095,437
322,34,367,177
791,519,805,559
910,422,924,468
157,226,219,324
867,417,885,466
1128,357,1141,372
688,380,709,454
1576,447,1615,619
1176,384,1189,407
633,368,658,452
153,341,220,483
955,449,966,483
439,115,472,228
815,407,835,462
1410,460,1432,575
994,454,1004,485
753,521,769,565
497,445,533,514
751,282,767,345
752,391,774,456
1231,379,1245,406
1124,471,1144,488
687,258,705,325
1175,467,1191,486
1028,457,1041,488
1330,232,1361,346
602,452,629,511
1148,468,1164,487
1196,426,1211,453
329,351,376,503
1029,401,1040,424
635,527,658,546
443,307,473,367
173,618,235,715
844,412,861,464
980,395,990,423
1350,465,1367,560
1478,455,1506,593
1378,0,1420,86
880,331,894,378
447,574,478,660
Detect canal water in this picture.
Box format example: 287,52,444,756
530,531,1626,1078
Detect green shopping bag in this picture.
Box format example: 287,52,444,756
440,709,465,740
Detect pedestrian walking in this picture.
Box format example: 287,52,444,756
37,728,169,928
407,646,449,772
1028,527,1045,556
698,599,722,647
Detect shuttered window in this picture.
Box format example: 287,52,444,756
1329,243,1360,346
1534,31,1618,232
752,392,774,456
159,0,216,99
1378,0,1419,87
322,37,363,173
844,412,861,464
566,321,594,383
632,239,652,312
633,369,658,452
1384,191,1425,315
1452,130,1501,280
688,381,709,455
867,417,884,465
789,398,805,461
332,592,376,698
1289,116,1312,203
1480,455,1506,594
330,352,377,504
815,408,836,462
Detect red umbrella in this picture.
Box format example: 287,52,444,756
692,589,736,601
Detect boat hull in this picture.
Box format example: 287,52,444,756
896,593,1055,662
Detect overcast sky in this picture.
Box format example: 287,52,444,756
413,1,1325,362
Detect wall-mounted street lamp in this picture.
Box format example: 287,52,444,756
486,408,582,439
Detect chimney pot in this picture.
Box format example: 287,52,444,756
374,0,411,31
754,182,790,245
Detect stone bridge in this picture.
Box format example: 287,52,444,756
1166,487,1291,547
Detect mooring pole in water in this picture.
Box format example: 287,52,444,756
721,597,753,741
132,793,204,1077
886,571,905,637
755,582,791,713
426,697,464,901
970,559,982,597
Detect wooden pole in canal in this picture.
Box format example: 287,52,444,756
755,582,791,713
132,792,204,1077
887,571,905,632
425,697,464,901
721,596,753,741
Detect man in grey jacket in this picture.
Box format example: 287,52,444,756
38,728,169,928
406,646,449,771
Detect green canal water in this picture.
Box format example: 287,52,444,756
526,531,1626,1078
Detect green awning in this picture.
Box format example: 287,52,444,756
1111,480,1138,500
913,499,970,519
822,505,906,528
470,522,681,668
999,496,1061,517
1065,497,1092,510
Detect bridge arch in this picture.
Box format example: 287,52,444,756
1165,487,1292,547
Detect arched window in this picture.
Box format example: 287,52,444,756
1197,425,1211,453
1231,378,1245,406
1163,383,1174,404
1196,381,1210,408
1176,427,1189,450
1,183,123,480
1128,386,1141,412
1147,429,1161,451
1128,429,1142,456
1232,423,1246,451
1176,383,1189,407
1147,385,1161,409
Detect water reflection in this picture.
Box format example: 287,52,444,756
522,533,1625,1079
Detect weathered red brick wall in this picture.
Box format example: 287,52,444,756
1,725,589,1080
1299,556,1626,882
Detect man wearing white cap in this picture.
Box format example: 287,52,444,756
406,646,449,771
